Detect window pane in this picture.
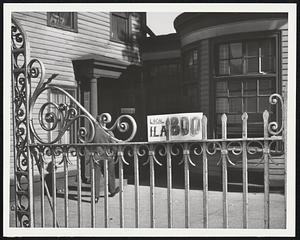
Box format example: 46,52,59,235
117,17,127,41
184,50,198,81
193,50,198,61
259,79,274,95
247,113,262,123
60,12,72,27
246,41,259,57
48,12,75,30
259,96,270,112
229,98,242,113
111,14,129,42
230,42,242,58
261,56,275,73
246,57,258,73
219,60,229,75
192,66,198,79
216,81,227,97
227,114,241,124
216,98,228,113
188,55,193,66
244,80,257,96
230,59,243,75
228,80,241,96
219,44,229,59
260,39,275,56
245,97,257,112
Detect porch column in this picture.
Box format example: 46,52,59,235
85,77,98,181
90,78,98,118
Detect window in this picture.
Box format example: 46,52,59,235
183,49,199,82
214,37,277,136
146,62,181,114
217,39,275,76
110,12,131,43
182,49,200,111
49,89,76,144
47,12,77,32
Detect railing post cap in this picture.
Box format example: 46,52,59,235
241,112,248,120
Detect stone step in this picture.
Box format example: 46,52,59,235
10,169,127,202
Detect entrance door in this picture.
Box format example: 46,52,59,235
98,77,120,122
98,75,146,142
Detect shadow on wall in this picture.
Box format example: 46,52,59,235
120,13,144,64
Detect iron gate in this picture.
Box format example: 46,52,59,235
11,16,286,229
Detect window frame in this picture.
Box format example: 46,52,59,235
211,31,281,137
181,47,201,111
110,12,132,44
47,12,78,33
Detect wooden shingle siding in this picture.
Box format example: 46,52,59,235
11,11,143,179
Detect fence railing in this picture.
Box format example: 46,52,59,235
28,109,284,228
11,16,285,228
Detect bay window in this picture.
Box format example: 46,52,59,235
214,36,278,136
182,48,200,111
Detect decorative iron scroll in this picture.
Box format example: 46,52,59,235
11,16,137,228
12,17,32,227
28,62,137,144
268,93,284,136
12,15,285,228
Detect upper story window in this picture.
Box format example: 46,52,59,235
183,49,199,82
217,38,276,76
182,48,200,111
47,12,78,32
110,12,131,43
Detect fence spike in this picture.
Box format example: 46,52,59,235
221,114,227,139
242,112,248,139
263,110,270,138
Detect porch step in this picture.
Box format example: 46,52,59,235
10,169,127,202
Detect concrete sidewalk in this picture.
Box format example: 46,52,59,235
10,183,285,228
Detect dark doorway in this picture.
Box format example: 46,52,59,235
98,77,120,122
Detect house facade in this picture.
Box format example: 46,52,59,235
11,12,287,186
10,12,146,178
142,13,288,186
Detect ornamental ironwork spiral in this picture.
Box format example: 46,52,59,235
12,16,32,227
27,60,137,144
268,93,284,136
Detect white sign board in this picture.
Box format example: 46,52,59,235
147,113,203,142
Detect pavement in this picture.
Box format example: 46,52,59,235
9,174,285,228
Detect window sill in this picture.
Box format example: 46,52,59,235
110,38,135,46
47,24,78,33
214,73,276,79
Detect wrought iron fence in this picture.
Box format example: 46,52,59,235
11,16,285,229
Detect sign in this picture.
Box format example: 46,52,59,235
147,113,203,142
121,108,135,114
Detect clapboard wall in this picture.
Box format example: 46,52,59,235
10,12,144,178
